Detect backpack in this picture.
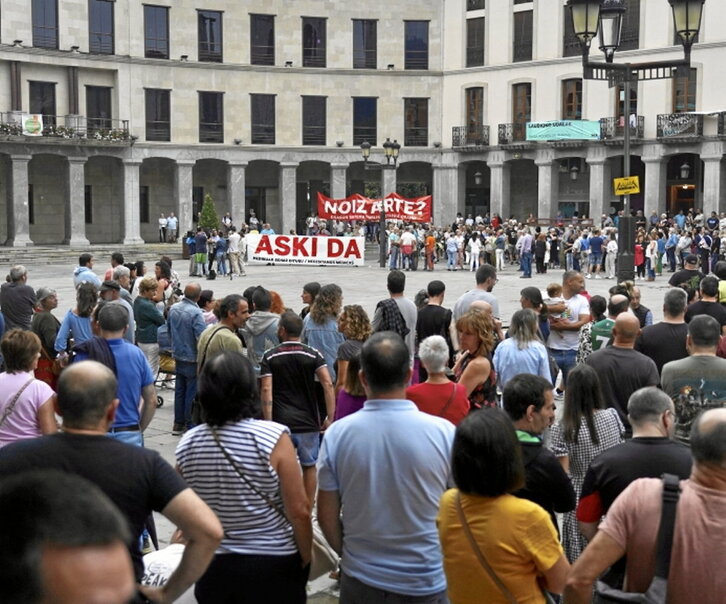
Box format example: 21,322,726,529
374,299,410,340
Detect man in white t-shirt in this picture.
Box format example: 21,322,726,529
547,270,590,393
399,227,418,271
226,227,244,276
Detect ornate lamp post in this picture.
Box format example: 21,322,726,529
568,0,704,282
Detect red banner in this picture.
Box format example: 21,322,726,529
317,192,432,223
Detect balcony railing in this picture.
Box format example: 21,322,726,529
302,126,326,146
146,121,171,142
251,45,274,65
0,112,131,142
657,113,703,139
498,122,527,144
599,116,645,140
199,122,223,143
452,125,489,147
404,128,428,147
251,124,275,145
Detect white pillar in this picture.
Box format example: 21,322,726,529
643,157,666,219
122,159,144,244
227,162,247,228
489,160,511,220
587,158,610,223
279,162,298,235
330,163,348,200
175,160,195,234
5,155,33,247
535,159,558,220
702,156,724,216
432,165,458,227
65,156,89,245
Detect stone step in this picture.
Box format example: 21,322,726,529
0,243,185,267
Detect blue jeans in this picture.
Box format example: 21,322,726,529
174,360,198,427
389,246,400,269
447,250,457,270
107,429,143,447
548,348,577,387
521,251,533,277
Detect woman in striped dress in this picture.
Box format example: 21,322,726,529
176,351,312,603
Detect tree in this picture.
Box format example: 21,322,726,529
198,194,219,231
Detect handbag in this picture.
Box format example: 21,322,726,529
456,491,555,604
438,383,458,418
594,474,681,603
0,378,35,429
211,428,338,580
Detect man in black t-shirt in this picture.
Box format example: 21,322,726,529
260,311,335,502
635,288,689,374
684,275,726,333
668,253,704,289
0,361,222,604
416,280,455,380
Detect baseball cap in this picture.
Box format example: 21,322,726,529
100,280,121,292
36,287,56,302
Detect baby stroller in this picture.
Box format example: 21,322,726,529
154,324,176,407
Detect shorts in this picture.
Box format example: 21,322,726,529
590,252,602,265
290,431,320,467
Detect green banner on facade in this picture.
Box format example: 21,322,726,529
526,120,601,141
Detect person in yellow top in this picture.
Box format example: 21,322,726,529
437,409,570,603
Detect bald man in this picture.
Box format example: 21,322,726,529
565,408,726,603
585,313,659,434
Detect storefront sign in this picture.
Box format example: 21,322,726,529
526,120,601,142
246,234,365,266
22,114,43,136
613,176,640,196
317,192,432,223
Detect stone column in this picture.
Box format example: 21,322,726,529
330,163,348,200
5,155,33,247
278,163,298,235
174,160,195,234
122,159,144,244
227,162,247,228
381,167,397,199
702,156,724,216
64,157,89,245
587,158,611,222
432,165,458,227
535,159,558,220
643,157,666,219
489,160,511,220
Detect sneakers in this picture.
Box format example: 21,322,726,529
172,423,186,436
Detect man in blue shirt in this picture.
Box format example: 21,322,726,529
318,332,455,603
167,283,206,435
588,229,604,279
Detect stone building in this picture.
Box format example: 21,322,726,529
0,0,724,245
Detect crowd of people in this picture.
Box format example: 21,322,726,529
1,206,726,602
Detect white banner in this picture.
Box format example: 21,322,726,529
22,114,43,136
246,234,365,266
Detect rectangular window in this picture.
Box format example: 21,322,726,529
84,185,93,224
32,0,58,49
353,97,377,146
616,84,638,120
144,5,169,59
198,10,222,62
198,92,224,143
29,81,57,128
145,89,170,141
513,10,533,62
353,20,377,69
512,82,531,142
562,78,582,120
405,21,429,70
466,87,484,134
467,0,485,9
250,14,274,65
466,18,485,67
302,17,326,68
89,0,114,54
404,98,428,147
86,85,112,133
251,94,275,144
619,0,640,51
673,68,697,113
302,96,326,145
140,186,150,224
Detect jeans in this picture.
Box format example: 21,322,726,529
447,250,457,270
521,251,533,277
646,258,655,279
666,248,676,271
548,348,577,387
174,360,198,427
340,573,449,604
389,246,400,269
107,429,143,448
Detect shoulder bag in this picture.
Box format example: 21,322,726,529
438,383,458,418
0,378,35,429
594,474,681,603
456,491,555,604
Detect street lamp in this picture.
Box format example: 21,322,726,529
680,161,691,179
568,0,705,282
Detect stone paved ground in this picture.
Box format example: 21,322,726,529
7,243,671,602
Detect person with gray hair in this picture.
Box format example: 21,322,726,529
565,408,726,603
635,287,689,373
493,308,551,390
0,264,36,330
406,335,469,425
112,264,133,303
661,314,726,443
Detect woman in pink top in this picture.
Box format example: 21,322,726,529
407,335,469,425
0,330,57,447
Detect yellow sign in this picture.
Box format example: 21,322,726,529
613,176,640,196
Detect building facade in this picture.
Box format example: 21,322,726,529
0,0,724,245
